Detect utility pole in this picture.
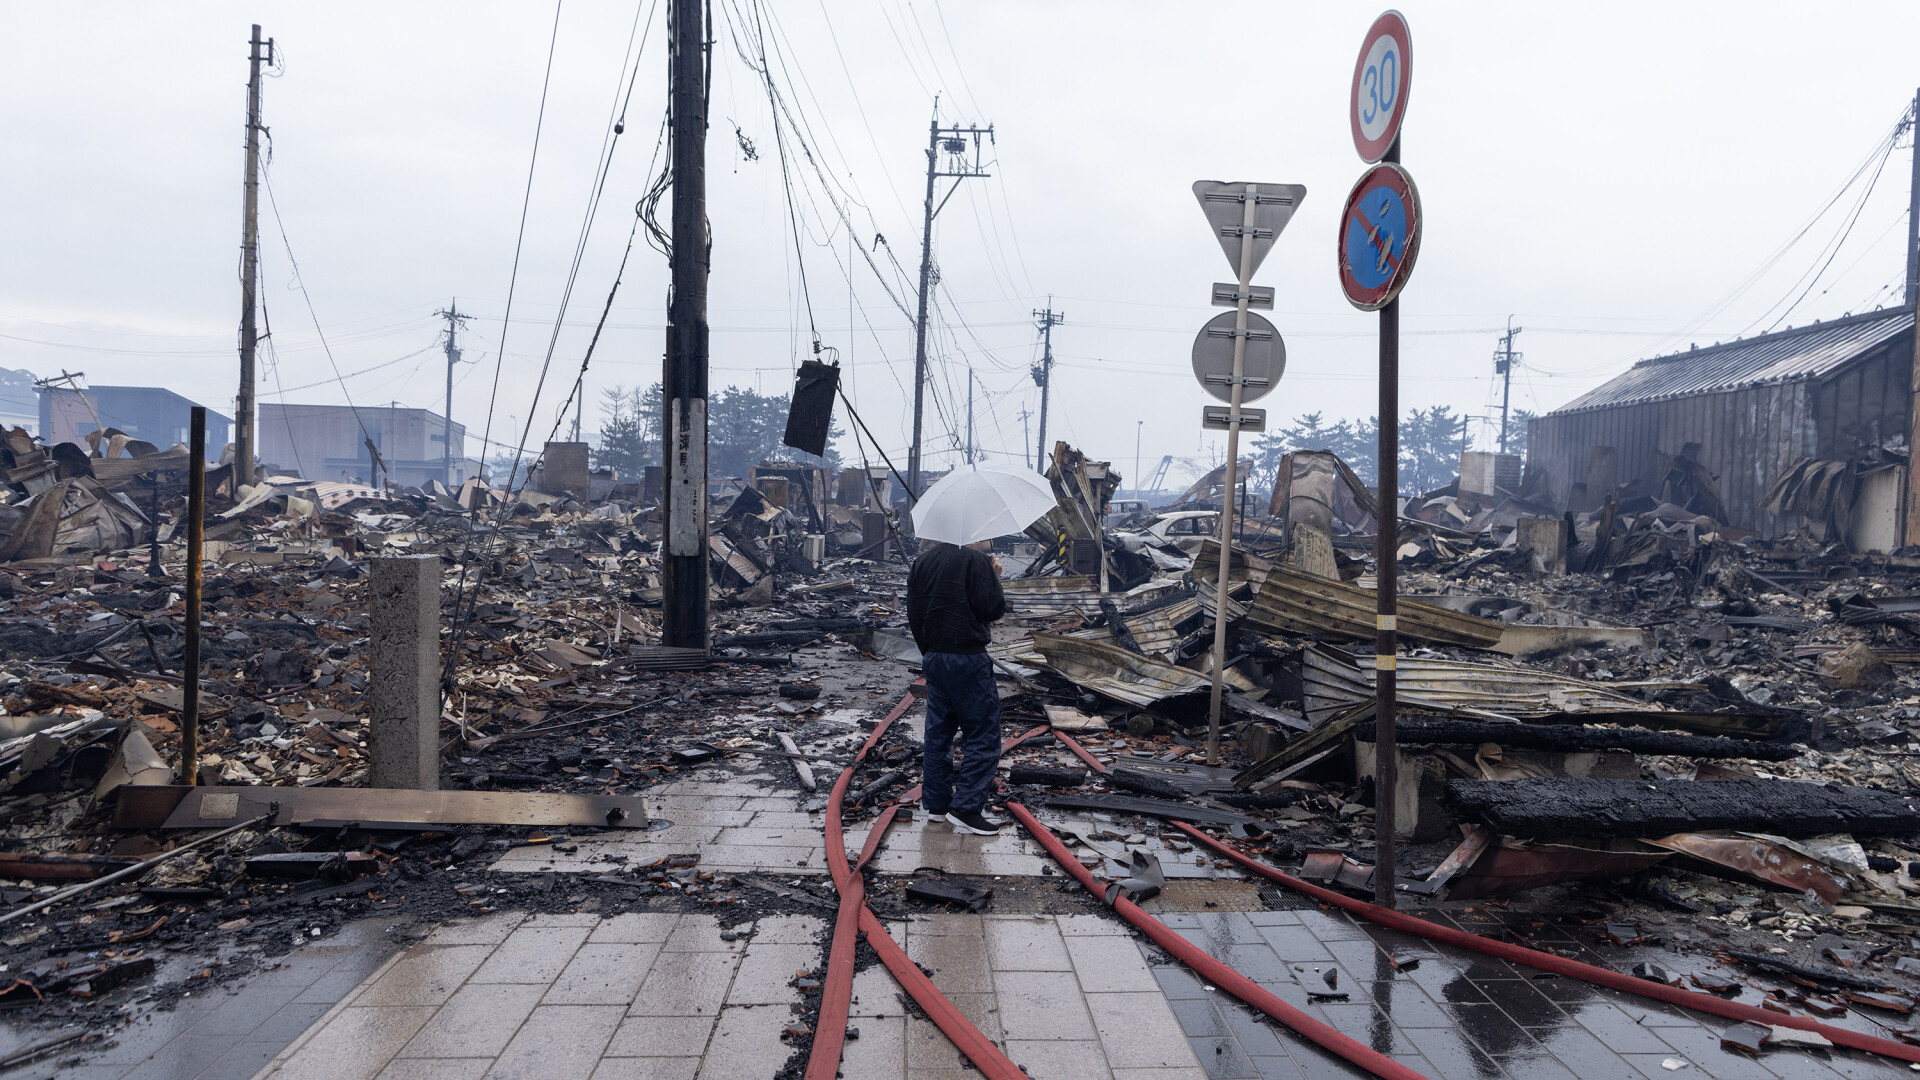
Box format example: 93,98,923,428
1017,406,1032,469
235,24,272,488
1906,89,1919,308
662,0,710,650
960,365,975,463
1031,303,1064,468
1134,420,1143,499
33,371,103,441
1494,316,1523,454
435,301,469,488
1902,90,1920,545
907,110,994,495
572,392,584,443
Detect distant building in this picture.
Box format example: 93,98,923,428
1527,308,1914,536
37,384,231,460
260,403,479,488
0,368,36,434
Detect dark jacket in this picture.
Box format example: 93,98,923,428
907,543,1007,655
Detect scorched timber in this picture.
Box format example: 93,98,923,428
1354,720,1798,761
1445,778,1920,839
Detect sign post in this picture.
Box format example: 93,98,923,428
1191,181,1304,765
1340,9,1416,909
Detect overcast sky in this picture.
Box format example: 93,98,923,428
4,1,1918,487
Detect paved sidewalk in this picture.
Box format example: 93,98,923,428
243,893,1919,1080
252,910,1210,1080
489,772,1235,881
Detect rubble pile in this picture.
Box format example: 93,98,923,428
0,424,927,1045
12,426,1920,1052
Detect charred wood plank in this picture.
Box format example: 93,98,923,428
1106,767,1190,801
1445,778,1920,839
1354,719,1797,761
1007,765,1088,788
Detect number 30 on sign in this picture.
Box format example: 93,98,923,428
1349,10,1412,163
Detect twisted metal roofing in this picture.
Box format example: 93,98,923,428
1548,309,1914,416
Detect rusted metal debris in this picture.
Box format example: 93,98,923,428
1647,833,1856,904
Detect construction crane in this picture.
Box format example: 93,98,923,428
1142,455,1174,497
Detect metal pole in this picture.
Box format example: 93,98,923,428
1204,185,1259,767
1906,91,1920,546
661,0,710,649
1373,139,1402,910
0,812,274,926
1906,88,1920,308
1034,305,1062,467
235,25,265,488
1135,421,1143,501
966,367,975,464
147,478,164,579
184,407,206,787
908,117,939,496
1497,324,1511,454
442,301,459,488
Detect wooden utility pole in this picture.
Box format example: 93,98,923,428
235,24,271,488
661,0,710,649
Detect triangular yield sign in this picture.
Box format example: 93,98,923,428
1192,181,1307,279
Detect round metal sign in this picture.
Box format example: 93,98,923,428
1191,311,1284,404
1337,162,1422,311
1349,10,1412,163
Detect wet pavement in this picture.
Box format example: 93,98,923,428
4,915,414,1080
21,825,1918,1080
1149,904,1913,1080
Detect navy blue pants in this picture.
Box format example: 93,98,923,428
921,651,1002,815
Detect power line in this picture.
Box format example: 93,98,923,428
258,161,384,480
475,0,566,490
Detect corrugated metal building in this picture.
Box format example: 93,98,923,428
259,403,477,488
38,384,231,460
1526,308,1915,535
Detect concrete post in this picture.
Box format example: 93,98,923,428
542,441,592,501
369,555,441,790
1514,515,1567,575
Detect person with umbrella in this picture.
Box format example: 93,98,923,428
907,463,1060,836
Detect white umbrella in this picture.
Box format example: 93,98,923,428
910,461,1059,546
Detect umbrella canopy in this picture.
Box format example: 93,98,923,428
910,461,1059,546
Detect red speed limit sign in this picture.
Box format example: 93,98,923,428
1349,10,1412,162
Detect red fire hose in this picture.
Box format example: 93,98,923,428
1007,801,1430,1080
1050,727,1110,774
805,689,1029,1080
1171,822,1920,1065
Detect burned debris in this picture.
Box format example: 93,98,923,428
13,417,1920,1074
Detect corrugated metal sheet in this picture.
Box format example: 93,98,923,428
1301,646,1686,726
1028,632,1215,709
1243,564,1505,649
1550,310,1914,415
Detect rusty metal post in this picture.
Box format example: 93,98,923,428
147,478,164,579
183,407,206,786
1372,142,1401,909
